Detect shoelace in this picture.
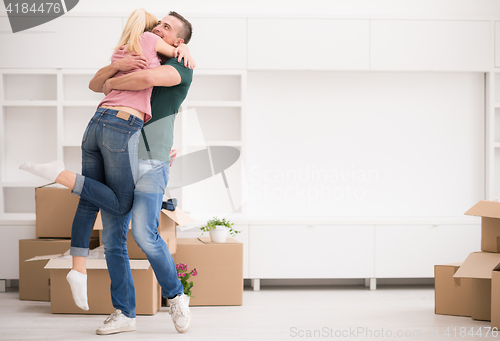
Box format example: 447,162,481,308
170,297,188,318
104,310,120,324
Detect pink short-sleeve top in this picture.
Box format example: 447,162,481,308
97,31,161,123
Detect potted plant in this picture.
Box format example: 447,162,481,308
176,262,198,305
199,217,240,243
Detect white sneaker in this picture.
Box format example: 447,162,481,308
96,309,136,335
168,294,191,333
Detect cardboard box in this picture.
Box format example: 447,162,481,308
36,185,99,238
491,270,500,329
44,256,161,315
434,263,472,317
173,237,243,306
465,201,500,253
94,208,193,258
20,238,99,301
453,252,500,321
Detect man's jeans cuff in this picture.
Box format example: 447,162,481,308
71,174,85,196
70,246,89,257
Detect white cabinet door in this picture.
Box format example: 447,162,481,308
0,17,123,68
232,224,249,279
495,22,500,68
371,20,490,71
188,18,247,70
375,225,481,278
249,225,375,279
248,19,370,70
0,224,35,279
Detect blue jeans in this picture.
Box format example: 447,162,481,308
70,107,142,257
101,159,183,318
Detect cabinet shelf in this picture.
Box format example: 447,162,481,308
1,101,58,107
0,213,36,222
62,101,99,107
187,141,242,147
0,69,58,75
62,142,82,147
185,101,243,107
1,181,48,188
60,69,98,75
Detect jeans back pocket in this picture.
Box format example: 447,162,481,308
102,124,132,153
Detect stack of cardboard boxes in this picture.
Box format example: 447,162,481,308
20,184,181,315
435,201,500,327
19,185,99,302
44,206,192,315
91,210,244,307
20,183,245,314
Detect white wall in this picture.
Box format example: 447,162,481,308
70,0,500,17
246,71,485,218
2,0,499,17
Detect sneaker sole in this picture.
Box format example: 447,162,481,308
96,326,137,335
174,317,191,333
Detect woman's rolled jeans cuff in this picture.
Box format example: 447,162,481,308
70,246,89,257
71,174,85,196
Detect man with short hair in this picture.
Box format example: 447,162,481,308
88,11,194,335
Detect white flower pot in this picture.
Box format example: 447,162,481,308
209,225,227,243
185,295,190,306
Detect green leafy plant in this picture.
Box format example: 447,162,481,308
199,216,241,237
176,263,197,297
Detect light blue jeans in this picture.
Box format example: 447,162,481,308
101,159,183,318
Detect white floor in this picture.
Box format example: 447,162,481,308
0,284,496,341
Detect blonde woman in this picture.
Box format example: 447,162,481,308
20,9,195,311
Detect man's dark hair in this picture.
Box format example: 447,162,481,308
169,11,192,44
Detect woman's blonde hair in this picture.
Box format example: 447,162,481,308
115,9,158,55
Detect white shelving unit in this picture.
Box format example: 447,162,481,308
490,72,500,199
0,69,104,219
0,65,247,281
175,69,247,221
0,68,247,220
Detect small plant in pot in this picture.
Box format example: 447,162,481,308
199,217,240,243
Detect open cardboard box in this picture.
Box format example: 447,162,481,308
93,207,193,258
27,248,161,315
434,262,472,317
465,201,500,252
453,252,500,321
19,238,99,301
